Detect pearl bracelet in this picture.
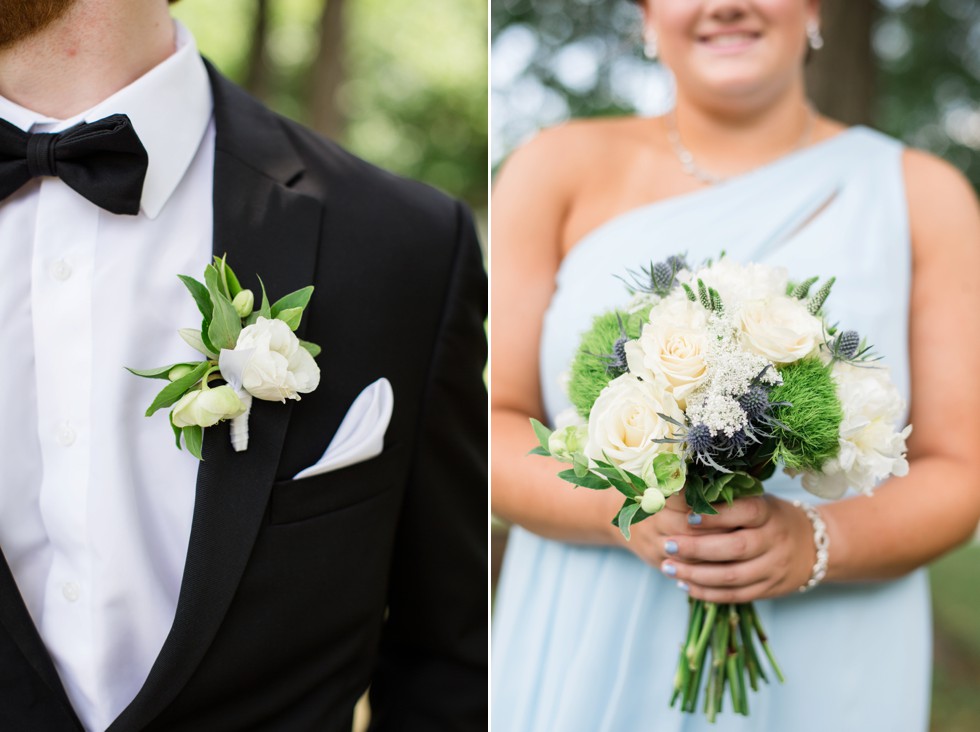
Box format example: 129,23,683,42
791,500,829,593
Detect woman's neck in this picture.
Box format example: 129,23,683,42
669,83,823,179
0,0,175,119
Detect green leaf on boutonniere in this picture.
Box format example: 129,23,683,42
213,254,243,297
126,362,204,380
275,307,303,331
257,276,272,319
299,340,321,358
170,412,183,450
145,362,211,417
178,275,213,322
271,286,314,318
205,265,243,350
200,319,220,357
179,328,218,359
183,425,204,460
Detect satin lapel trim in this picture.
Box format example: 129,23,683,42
108,65,323,732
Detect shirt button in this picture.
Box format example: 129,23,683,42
56,422,76,447
62,582,80,603
50,259,73,281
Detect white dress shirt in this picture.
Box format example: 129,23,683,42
0,22,214,731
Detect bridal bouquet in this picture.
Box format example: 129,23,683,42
530,254,911,720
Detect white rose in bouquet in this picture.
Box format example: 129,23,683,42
625,297,710,408
224,317,320,402
585,374,685,472
693,258,788,306
802,362,911,499
739,296,824,364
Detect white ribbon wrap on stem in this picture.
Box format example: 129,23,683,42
219,347,256,452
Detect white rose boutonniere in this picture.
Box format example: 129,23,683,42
128,255,322,459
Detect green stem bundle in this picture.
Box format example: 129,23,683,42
670,599,784,720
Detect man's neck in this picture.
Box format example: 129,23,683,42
0,0,175,119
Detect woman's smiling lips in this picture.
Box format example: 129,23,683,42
696,29,763,55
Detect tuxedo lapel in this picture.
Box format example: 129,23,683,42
109,63,323,732
0,548,81,728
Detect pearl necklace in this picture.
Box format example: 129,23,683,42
664,106,816,185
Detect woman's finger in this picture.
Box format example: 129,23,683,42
687,496,770,530
661,552,774,589
661,527,767,563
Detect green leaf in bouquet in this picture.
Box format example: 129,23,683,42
756,461,776,482
183,425,203,460
205,265,243,350
591,466,637,498
617,502,642,540
622,469,647,492
126,361,203,381
180,328,218,359
527,446,550,457
271,286,314,318
145,362,210,417
275,306,303,332
682,282,697,302
684,473,719,515
557,469,609,490
299,340,322,358
178,274,213,322
703,478,724,503
529,418,553,452
572,454,591,478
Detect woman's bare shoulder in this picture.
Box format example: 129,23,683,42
499,116,656,181
902,147,980,255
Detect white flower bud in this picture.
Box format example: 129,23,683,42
232,289,255,318
171,385,246,428
640,488,666,514
168,364,195,382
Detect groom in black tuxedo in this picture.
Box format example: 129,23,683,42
0,1,486,730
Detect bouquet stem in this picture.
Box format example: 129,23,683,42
670,599,782,719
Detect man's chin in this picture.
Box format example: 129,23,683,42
0,0,78,51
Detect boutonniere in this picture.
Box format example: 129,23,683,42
127,256,322,459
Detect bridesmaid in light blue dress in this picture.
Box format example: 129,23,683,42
493,127,930,731
490,2,980,731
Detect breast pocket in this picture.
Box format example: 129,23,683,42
269,444,407,525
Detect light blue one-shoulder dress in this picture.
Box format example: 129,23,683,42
492,126,930,732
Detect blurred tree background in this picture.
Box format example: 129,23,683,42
491,2,980,730
173,0,488,223
491,0,980,192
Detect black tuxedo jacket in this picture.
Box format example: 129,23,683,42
0,64,487,731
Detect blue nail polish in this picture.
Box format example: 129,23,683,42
662,563,677,577
665,540,678,555
677,581,689,592
687,513,702,526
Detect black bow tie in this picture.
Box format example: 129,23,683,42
0,113,148,215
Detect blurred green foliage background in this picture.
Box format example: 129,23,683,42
492,0,980,192
174,0,487,217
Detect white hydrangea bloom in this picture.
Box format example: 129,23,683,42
801,362,912,499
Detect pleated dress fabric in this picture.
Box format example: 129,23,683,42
491,127,931,732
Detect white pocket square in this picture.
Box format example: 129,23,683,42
291,377,394,480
